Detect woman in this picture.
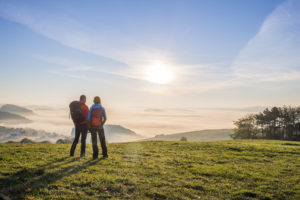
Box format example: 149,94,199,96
88,96,108,159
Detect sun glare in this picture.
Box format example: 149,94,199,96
146,62,173,84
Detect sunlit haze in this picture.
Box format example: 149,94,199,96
146,62,173,84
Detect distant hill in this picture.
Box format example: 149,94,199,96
0,111,32,123
143,129,234,142
104,125,137,135
0,104,34,115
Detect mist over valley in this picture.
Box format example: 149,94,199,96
0,103,267,143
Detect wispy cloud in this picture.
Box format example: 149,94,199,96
46,69,91,81
0,1,237,94
0,2,91,51
2,0,299,99
0,2,168,65
232,0,300,82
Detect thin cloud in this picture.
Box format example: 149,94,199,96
3,0,294,97
232,0,300,82
47,70,90,80
0,2,237,94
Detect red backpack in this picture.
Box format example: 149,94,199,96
91,107,103,127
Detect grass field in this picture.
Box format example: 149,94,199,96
0,140,299,200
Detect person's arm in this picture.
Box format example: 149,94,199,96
88,106,93,123
102,107,107,125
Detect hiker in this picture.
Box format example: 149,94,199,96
69,95,89,157
88,96,108,159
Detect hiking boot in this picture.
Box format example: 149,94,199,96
103,155,108,159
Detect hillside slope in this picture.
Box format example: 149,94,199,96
0,104,34,115
144,129,233,141
0,111,32,124
0,140,299,199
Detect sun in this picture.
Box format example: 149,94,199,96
146,62,173,84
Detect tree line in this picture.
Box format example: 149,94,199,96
232,106,300,141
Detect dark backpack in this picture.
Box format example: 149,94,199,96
69,101,85,124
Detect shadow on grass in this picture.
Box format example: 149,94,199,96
0,157,103,199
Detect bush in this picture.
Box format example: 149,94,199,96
20,138,35,143
180,136,188,141
56,138,73,144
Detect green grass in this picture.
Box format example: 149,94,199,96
0,140,299,200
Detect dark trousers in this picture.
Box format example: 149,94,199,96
70,124,88,157
91,127,108,158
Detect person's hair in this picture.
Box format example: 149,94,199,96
94,96,101,104
80,95,86,101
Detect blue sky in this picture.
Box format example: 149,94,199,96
1,0,299,109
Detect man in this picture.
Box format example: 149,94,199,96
70,95,89,157
88,96,108,159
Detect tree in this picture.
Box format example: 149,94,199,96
232,114,259,139
233,106,300,141
255,113,266,138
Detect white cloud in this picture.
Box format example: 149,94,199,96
232,0,300,82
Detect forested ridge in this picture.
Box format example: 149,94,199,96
233,106,300,141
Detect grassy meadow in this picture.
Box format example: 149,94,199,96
0,140,299,200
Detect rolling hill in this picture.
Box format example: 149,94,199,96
0,140,299,199
0,104,34,115
0,111,32,124
143,129,233,141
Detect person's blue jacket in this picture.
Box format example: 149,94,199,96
88,104,107,129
